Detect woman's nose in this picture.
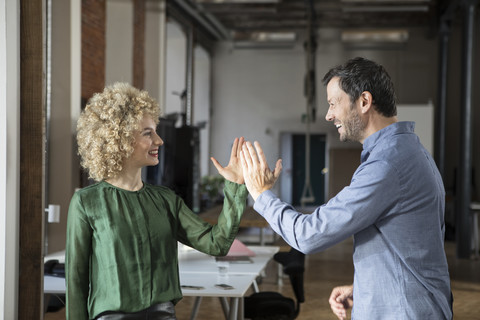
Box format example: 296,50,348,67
154,133,164,146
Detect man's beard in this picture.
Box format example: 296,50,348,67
340,107,366,142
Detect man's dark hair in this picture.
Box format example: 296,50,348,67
322,57,397,117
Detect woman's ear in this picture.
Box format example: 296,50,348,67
360,91,373,114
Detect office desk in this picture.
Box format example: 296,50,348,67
180,273,257,320
179,245,279,276
44,275,66,294
178,245,279,319
44,245,279,320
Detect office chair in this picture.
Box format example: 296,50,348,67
244,248,305,320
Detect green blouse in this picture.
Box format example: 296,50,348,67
65,180,247,320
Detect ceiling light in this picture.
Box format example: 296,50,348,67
233,31,297,49
342,5,429,12
341,30,409,43
234,31,297,42
196,0,279,3
341,0,429,2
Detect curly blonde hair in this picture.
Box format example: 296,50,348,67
77,82,162,181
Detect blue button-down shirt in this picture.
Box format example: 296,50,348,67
254,122,452,319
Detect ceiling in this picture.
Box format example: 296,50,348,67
186,0,443,42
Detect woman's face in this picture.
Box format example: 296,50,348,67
126,115,163,169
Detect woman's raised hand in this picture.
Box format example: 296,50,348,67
211,137,245,185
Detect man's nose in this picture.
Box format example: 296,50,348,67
325,107,334,121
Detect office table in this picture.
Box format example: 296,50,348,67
180,273,257,320
179,245,279,319
44,245,279,320
179,245,279,275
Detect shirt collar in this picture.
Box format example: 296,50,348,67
361,121,415,163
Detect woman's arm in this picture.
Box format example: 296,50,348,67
176,137,248,255
65,193,92,320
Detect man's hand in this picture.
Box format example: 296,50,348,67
211,137,245,185
329,284,354,320
240,141,282,200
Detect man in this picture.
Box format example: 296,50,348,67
240,57,453,319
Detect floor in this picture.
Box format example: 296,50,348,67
45,235,480,320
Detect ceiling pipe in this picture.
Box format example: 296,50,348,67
456,0,477,259
434,18,449,180
173,0,231,40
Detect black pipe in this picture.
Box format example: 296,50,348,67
456,0,476,259
435,19,449,180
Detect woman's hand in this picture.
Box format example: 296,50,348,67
329,284,354,320
211,137,245,185
240,141,282,201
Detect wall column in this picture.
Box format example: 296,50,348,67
456,0,477,259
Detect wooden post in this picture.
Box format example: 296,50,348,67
19,0,46,318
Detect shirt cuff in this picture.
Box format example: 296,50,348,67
224,180,248,198
253,190,276,216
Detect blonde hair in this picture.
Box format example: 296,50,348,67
77,82,162,181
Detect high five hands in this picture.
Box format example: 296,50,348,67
240,141,282,201
211,137,245,185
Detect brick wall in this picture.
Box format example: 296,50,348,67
81,0,145,101
82,0,106,103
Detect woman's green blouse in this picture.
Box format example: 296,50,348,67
65,180,247,320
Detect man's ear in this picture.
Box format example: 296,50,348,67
360,91,373,114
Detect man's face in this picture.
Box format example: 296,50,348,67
325,77,366,142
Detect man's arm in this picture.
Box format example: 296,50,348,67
241,140,399,254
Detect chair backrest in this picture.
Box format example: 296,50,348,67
273,248,306,316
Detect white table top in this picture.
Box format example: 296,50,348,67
44,272,258,297
44,245,280,295
44,275,66,294
180,273,257,298
44,250,65,263
178,245,279,275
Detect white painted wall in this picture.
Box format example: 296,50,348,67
0,0,20,318
397,103,434,155
106,0,134,85
145,0,167,108
165,21,186,117
209,28,438,198
193,46,211,178
46,0,82,255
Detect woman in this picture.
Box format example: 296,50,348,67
66,82,247,319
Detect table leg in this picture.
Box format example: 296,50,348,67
277,263,283,286
190,297,202,320
228,298,239,320
219,297,230,318
238,297,244,320
472,211,479,259
252,279,259,293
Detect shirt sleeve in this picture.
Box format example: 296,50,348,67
176,180,248,256
65,192,92,320
254,160,401,254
